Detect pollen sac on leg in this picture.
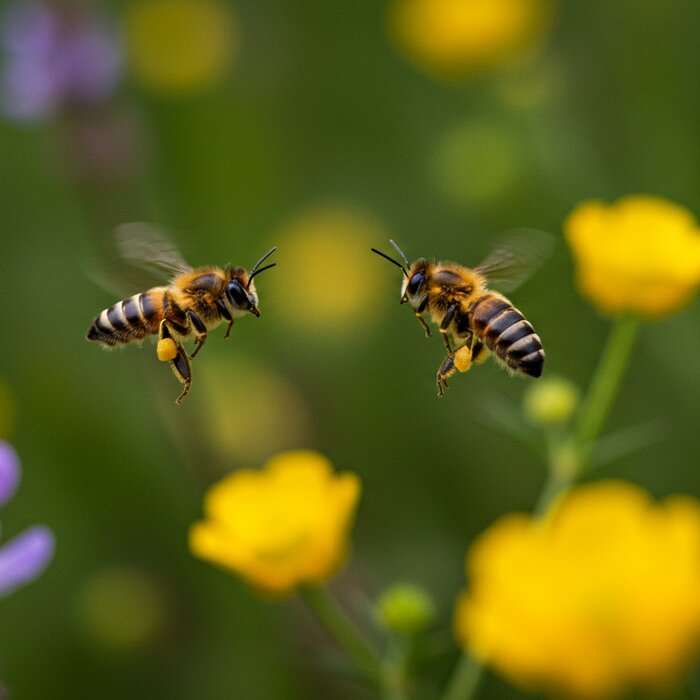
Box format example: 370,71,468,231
157,337,178,362
453,345,473,373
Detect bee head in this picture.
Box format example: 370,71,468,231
400,260,428,307
371,240,425,305
225,273,259,316
225,246,277,317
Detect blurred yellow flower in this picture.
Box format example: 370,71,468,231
565,195,700,318
455,481,700,699
124,0,237,94
190,451,361,596
195,357,314,467
388,0,555,79
77,565,169,652
267,205,392,334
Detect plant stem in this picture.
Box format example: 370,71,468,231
573,316,639,468
300,585,382,685
441,652,484,700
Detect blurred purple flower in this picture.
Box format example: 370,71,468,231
0,440,54,596
0,526,54,597
0,441,20,507
1,1,122,121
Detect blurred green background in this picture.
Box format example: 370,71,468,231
1,0,700,698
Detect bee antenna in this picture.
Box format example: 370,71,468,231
247,247,277,287
389,239,410,269
371,245,408,277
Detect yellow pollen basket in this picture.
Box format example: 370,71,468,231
157,337,178,362
454,345,473,373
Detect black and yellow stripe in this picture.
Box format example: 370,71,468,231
470,293,544,377
86,291,163,347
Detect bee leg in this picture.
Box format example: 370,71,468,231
216,300,234,339
436,331,455,397
156,321,192,404
171,345,192,405
414,313,431,338
436,354,456,397
187,310,208,359
414,295,431,337
471,340,489,365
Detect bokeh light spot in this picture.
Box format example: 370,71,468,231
267,205,393,334
124,0,237,95
197,357,314,466
432,121,521,205
77,565,169,653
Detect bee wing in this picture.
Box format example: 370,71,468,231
114,222,193,279
86,222,193,298
474,229,554,292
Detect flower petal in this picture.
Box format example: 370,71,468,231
0,525,54,596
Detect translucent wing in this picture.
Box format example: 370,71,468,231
474,229,554,292
114,222,192,279
86,222,192,298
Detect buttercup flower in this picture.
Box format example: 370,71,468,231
190,450,361,596
565,195,700,318
455,480,700,698
124,0,237,95
388,0,555,79
0,440,54,597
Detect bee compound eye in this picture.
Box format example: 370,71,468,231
226,280,249,308
407,272,425,296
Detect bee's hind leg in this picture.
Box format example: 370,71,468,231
436,321,476,397
436,355,455,397
156,320,192,404
187,310,208,359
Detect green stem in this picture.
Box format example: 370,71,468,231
573,316,639,468
300,585,382,685
441,652,484,700
381,637,412,700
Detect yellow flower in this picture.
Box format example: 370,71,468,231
189,451,361,596
455,481,700,698
565,195,700,318
124,0,237,95
388,0,555,79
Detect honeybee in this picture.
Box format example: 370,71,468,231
87,224,276,404
372,232,550,396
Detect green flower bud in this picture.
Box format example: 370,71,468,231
523,376,579,426
375,583,435,637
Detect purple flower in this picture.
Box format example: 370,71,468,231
0,440,54,596
0,526,54,597
1,1,122,121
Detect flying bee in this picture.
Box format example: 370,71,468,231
87,223,277,404
372,232,550,396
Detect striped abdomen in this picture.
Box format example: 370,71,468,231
86,288,166,347
469,293,544,378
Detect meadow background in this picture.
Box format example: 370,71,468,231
1,0,700,698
